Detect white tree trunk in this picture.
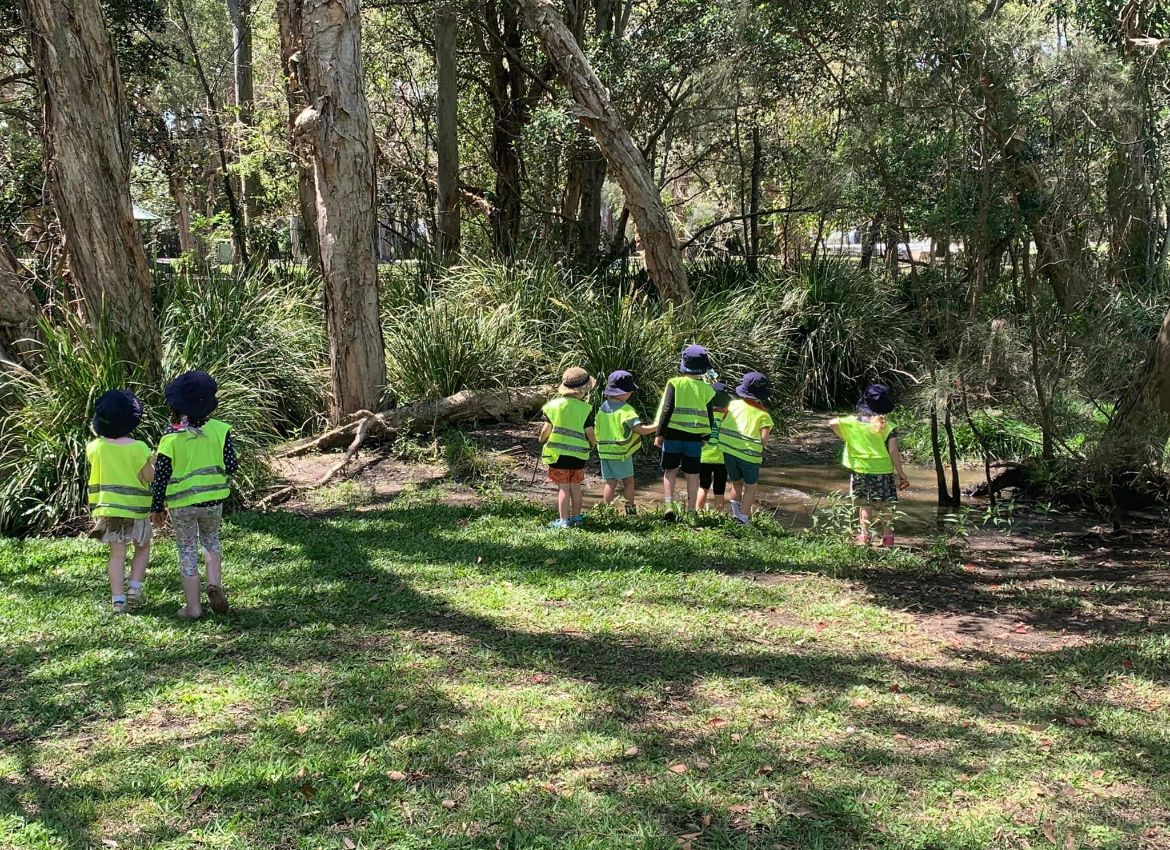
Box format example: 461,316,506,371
517,0,691,305
22,0,161,371
435,3,461,260
282,0,386,422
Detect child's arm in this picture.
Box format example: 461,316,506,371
634,422,657,436
828,417,843,438
150,453,171,525
759,426,772,448
888,436,910,490
585,426,597,448
537,421,552,444
223,432,239,475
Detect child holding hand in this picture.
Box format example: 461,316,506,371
539,367,597,529
86,390,155,613
595,370,657,515
720,372,774,523
829,384,910,546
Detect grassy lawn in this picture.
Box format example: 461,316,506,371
1,488,1168,849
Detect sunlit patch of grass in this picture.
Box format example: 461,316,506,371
1,493,1167,849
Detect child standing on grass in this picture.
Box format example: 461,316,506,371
829,384,910,546
696,375,732,513
86,390,155,614
595,370,657,515
539,367,597,529
150,371,238,619
654,345,718,521
720,372,774,524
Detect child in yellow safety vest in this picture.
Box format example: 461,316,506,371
721,372,775,523
654,345,718,521
150,371,238,619
696,377,732,513
86,390,156,614
829,384,910,546
595,370,658,515
538,367,597,529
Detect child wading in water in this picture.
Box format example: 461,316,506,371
720,372,774,523
595,370,657,515
696,376,731,513
539,367,597,529
830,384,910,546
86,390,155,613
654,345,718,521
151,371,238,618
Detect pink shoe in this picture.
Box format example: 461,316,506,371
881,532,895,547
854,532,871,546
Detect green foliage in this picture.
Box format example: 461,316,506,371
896,407,1046,463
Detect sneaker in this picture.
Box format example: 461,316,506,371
206,584,229,614
126,587,146,609
881,531,895,547
568,514,585,528
112,600,128,615
624,504,637,517
663,507,677,523
734,513,750,525
548,518,570,530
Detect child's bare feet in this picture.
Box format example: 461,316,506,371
206,584,229,614
176,605,202,620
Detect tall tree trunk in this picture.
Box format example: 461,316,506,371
282,0,386,422
0,237,40,360
435,3,460,261
227,0,261,225
21,0,161,372
748,124,762,273
485,0,525,258
277,0,321,269
518,0,691,305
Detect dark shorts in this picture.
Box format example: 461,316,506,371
661,438,702,474
724,453,761,485
850,472,898,502
699,463,727,495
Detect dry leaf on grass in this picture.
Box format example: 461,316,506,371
624,746,640,757
668,763,688,775
387,771,407,781
441,799,457,810
343,837,357,850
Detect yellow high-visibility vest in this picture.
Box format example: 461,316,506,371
86,439,152,519
541,397,592,464
158,419,232,508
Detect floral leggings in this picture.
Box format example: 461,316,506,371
171,504,223,577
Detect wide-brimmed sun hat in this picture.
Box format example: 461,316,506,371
92,389,144,439
604,370,638,397
558,367,596,395
679,344,711,375
857,383,894,415
165,371,219,420
736,372,771,404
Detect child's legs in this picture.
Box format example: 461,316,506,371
680,448,701,511
740,462,761,515
725,456,744,506
697,466,712,510
858,504,874,534
569,482,584,517
622,476,636,506
197,506,224,587
172,507,204,613
107,542,128,601
129,539,150,585
684,473,700,511
712,464,727,510
601,479,618,504
662,468,678,502
557,485,572,520
742,483,759,516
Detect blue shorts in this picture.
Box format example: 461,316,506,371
661,439,702,474
724,453,760,485
600,458,635,481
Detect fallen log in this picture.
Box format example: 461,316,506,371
280,384,552,458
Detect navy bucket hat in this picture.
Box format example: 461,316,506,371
165,371,219,420
604,370,638,398
92,389,143,439
736,372,771,404
858,384,894,416
679,344,711,375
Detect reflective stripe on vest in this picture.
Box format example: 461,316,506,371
86,438,152,519
719,400,770,464
660,377,715,434
595,403,641,461
159,419,231,508
701,409,727,464
541,397,591,464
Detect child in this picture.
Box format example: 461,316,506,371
829,384,910,546
538,367,597,529
150,371,238,619
86,390,155,614
595,370,657,515
654,345,718,521
696,375,732,513
720,372,774,524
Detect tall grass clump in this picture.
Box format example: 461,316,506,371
0,315,166,535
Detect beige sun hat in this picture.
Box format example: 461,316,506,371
557,366,597,395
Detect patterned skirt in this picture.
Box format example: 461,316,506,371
850,472,898,503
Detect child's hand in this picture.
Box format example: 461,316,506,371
654,436,663,448
151,511,167,529
898,475,911,491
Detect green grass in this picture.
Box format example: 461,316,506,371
1,492,1168,849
